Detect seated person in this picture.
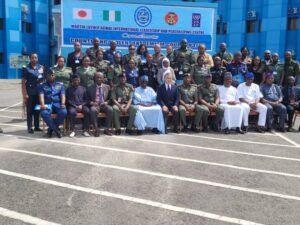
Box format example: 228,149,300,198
133,75,165,135
39,69,67,138
66,75,90,137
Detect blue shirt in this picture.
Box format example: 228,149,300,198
22,63,44,95
39,81,65,108
126,68,139,87
260,84,282,102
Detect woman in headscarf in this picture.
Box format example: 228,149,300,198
156,58,176,85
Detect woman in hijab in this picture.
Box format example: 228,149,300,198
156,58,176,85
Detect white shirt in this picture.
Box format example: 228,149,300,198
237,82,262,104
218,85,239,104
165,83,171,91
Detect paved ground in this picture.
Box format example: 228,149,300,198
1,79,300,225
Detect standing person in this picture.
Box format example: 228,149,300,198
210,56,226,86
191,55,210,85
139,53,158,90
178,73,201,132
93,49,110,78
261,50,272,67
123,44,141,68
39,69,67,138
87,72,113,137
226,52,248,87
240,47,252,65
104,40,122,64
166,44,175,65
67,42,85,74
281,51,300,86
21,53,44,134
157,58,176,85
265,53,283,85
112,73,137,135
86,37,103,63
282,76,300,131
237,72,267,133
198,73,224,132
53,56,73,88
75,56,96,88
157,71,180,133
136,44,148,65
173,39,194,65
261,73,287,132
66,75,90,137
213,42,233,66
107,52,123,87
248,56,264,85
152,44,164,68
218,72,245,134
196,44,213,67
133,75,165,135
125,59,139,88
172,52,191,85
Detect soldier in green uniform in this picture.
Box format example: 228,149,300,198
86,37,103,63
152,44,165,68
265,53,283,85
112,73,138,135
52,56,73,88
198,73,224,132
191,55,210,85
75,56,97,88
123,44,141,68
174,39,195,65
172,52,191,85
281,51,300,86
93,49,110,79
107,52,123,87
213,42,233,66
178,73,202,132
166,44,175,65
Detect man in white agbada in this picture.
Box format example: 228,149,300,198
237,72,267,133
133,75,165,135
218,72,245,134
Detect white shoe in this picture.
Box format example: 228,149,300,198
69,131,76,137
83,131,90,137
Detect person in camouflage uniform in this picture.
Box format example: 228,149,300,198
173,39,194,65
107,53,123,87
86,37,103,63
75,56,96,88
172,52,191,85
93,49,110,79
53,56,73,88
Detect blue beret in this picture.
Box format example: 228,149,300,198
245,72,254,79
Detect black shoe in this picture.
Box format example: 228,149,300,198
277,127,286,133
242,126,248,133
266,128,274,132
202,126,209,132
104,129,113,136
190,125,200,133
46,128,53,138
137,130,143,135
152,128,161,134
256,126,265,133
182,126,188,133
224,128,230,134
125,129,133,135
54,129,62,138
236,127,245,134
173,128,180,133
115,129,121,135
34,127,43,132
28,128,34,134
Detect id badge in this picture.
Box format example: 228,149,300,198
75,59,80,64
179,71,183,75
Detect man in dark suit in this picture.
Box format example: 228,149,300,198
282,76,300,131
157,70,180,133
87,72,113,137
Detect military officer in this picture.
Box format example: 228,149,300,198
75,56,97,88
210,56,226,86
166,44,175,65
213,42,233,66
198,73,224,132
104,40,122,64
86,37,103,63
52,56,73,88
281,51,300,86
178,73,201,132
112,73,138,135
152,44,165,68
172,52,191,85
123,44,141,68
173,39,195,65
226,52,248,87
67,42,85,74
107,52,123,87
265,53,283,85
93,49,110,78
21,53,44,133
139,53,158,90
191,55,210,85
39,69,67,138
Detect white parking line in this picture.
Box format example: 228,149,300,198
0,169,265,225
1,146,300,201
0,102,22,112
0,206,61,225
275,132,300,147
0,115,22,119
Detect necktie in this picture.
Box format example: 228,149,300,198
168,85,171,94
290,87,295,103
98,86,104,103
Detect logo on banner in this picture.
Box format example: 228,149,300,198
192,13,201,27
103,10,121,22
165,12,178,25
73,8,92,20
134,6,152,27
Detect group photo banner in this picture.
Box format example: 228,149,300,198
62,0,215,51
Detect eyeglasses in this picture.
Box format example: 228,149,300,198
129,48,135,50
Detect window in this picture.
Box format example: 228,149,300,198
222,22,227,34
26,22,32,33
0,18,4,30
21,21,25,32
258,20,262,32
0,52,3,64
54,0,61,5
216,21,221,34
288,17,298,30
246,21,256,33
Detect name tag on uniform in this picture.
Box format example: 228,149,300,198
179,71,183,75
38,68,44,74
75,60,80,64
